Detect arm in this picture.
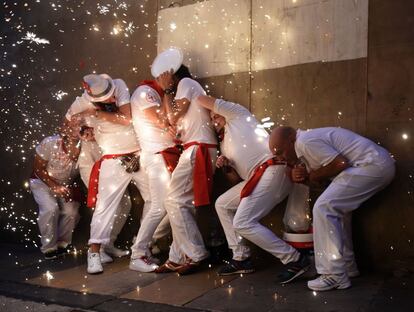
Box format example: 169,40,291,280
197,95,216,111
216,155,243,185
33,154,71,199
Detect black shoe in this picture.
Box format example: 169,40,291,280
278,253,311,284
217,258,255,276
57,244,75,256
44,250,60,260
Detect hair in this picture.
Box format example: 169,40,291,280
174,64,193,81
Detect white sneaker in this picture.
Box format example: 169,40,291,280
87,250,103,274
99,248,113,264
148,255,161,265
307,274,351,291
129,257,159,273
104,244,129,258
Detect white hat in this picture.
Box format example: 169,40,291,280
82,73,115,102
151,47,183,78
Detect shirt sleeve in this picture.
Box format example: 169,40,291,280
213,99,250,120
175,78,205,102
131,86,161,111
65,96,93,121
113,79,130,107
298,138,340,168
35,137,54,161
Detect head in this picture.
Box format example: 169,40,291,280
210,111,226,134
269,126,298,165
174,65,192,83
82,73,115,103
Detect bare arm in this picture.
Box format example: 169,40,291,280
197,95,216,111
70,103,132,126
163,95,190,126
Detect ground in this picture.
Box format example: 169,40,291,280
0,243,413,312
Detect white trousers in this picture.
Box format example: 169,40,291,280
131,152,171,259
313,160,395,274
215,165,300,264
30,179,80,253
108,191,131,247
165,145,217,264
88,158,150,245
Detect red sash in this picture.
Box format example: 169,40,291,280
157,146,182,173
183,142,217,207
87,151,138,208
240,158,286,199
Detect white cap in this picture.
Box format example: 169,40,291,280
151,47,183,78
82,73,115,102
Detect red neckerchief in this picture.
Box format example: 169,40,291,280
138,80,164,98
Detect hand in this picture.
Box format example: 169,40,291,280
167,125,177,137
157,70,174,90
51,185,72,201
216,155,230,169
291,165,308,183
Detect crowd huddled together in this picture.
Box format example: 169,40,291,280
30,48,395,292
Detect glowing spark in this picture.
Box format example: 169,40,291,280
45,271,54,280
52,90,68,101
402,133,409,140
22,32,50,45
170,22,177,31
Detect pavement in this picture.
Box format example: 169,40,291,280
0,243,413,312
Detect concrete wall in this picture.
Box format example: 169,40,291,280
1,0,413,271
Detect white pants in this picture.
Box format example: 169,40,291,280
108,191,131,247
88,158,150,245
313,160,395,274
131,152,171,259
30,179,80,253
215,165,300,264
165,145,217,264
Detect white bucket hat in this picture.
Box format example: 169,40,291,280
82,73,115,102
151,47,183,78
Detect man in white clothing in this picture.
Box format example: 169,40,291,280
30,127,81,259
65,73,150,274
129,80,176,272
269,126,395,291
197,96,310,283
155,65,218,275
77,127,131,262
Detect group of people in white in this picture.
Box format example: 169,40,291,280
29,48,395,292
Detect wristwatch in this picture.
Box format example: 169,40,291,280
164,88,175,95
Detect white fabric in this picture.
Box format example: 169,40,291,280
30,178,79,253
130,85,175,153
295,127,393,170
313,159,395,274
213,99,272,180
284,183,311,232
165,145,217,264
88,157,149,245
215,165,299,263
65,79,139,155
78,140,132,246
130,152,172,259
175,78,217,144
35,135,78,184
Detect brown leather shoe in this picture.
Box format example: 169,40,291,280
155,260,181,273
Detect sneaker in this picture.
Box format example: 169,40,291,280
129,257,159,272
99,248,113,264
155,260,182,273
217,258,255,276
104,244,129,258
87,250,103,274
148,255,161,265
307,273,351,291
278,253,311,284
44,249,60,260
176,257,201,276
57,244,75,256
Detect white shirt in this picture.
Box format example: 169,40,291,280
65,79,140,155
131,85,174,153
175,78,217,144
295,127,393,171
77,140,102,186
214,99,273,180
35,135,79,185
